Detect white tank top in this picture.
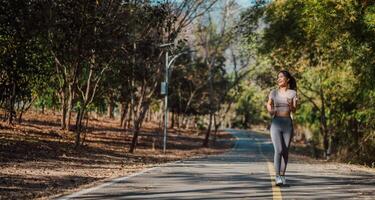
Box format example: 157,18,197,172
269,89,297,113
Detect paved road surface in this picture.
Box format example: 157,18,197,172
57,129,375,199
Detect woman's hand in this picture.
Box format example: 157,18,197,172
287,98,297,112
269,108,275,115
267,99,275,115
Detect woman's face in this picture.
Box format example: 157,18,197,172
277,72,289,88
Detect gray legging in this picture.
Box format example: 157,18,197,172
270,116,293,175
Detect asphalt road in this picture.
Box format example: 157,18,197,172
57,129,375,200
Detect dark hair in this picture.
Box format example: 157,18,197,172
278,70,297,91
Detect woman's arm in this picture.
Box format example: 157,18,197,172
267,98,275,115
288,96,298,113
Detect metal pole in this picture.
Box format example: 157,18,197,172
161,49,190,153
163,51,169,154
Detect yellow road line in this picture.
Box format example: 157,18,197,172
257,140,282,200
266,161,282,200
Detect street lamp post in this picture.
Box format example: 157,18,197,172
163,51,169,154
161,49,190,154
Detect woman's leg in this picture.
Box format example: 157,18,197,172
280,120,293,175
270,119,283,175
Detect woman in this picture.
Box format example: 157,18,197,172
266,70,298,186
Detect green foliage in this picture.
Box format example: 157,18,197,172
239,0,375,164
34,86,59,111
364,5,375,31
196,117,206,131
234,85,259,128
169,55,221,116
0,0,53,121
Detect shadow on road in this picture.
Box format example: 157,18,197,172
57,129,375,200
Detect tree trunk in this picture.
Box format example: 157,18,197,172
74,109,81,148
67,85,74,130
129,103,149,153
81,112,90,146
180,115,185,129
60,90,67,129
147,110,152,122
7,81,16,125
127,84,134,132
18,98,34,124
203,113,213,147
176,112,180,129
75,106,86,148
319,87,329,159
127,102,133,131
213,114,217,145
170,110,175,128
107,96,115,119
213,113,221,145
120,101,129,128
144,110,150,122
129,123,140,153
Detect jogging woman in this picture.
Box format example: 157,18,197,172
266,70,298,186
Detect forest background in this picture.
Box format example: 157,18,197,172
1,1,375,198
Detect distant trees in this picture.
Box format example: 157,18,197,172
1,0,248,151
186,0,251,146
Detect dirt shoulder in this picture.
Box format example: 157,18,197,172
0,112,235,200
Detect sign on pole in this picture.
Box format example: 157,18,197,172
161,82,168,95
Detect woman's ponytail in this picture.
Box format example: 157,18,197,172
279,70,297,91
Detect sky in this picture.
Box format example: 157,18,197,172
236,0,253,8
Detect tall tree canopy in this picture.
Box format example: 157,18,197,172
239,0,375,164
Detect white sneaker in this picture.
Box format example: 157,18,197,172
275,175,283,186
281,176,286,185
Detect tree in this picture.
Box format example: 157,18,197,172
192,0,248,147
0,0,52,124
45,0,127,146
123,0,221,153
239,0,375,163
